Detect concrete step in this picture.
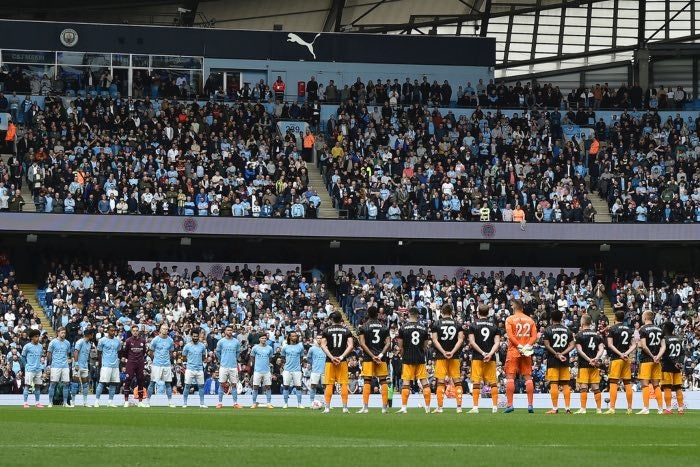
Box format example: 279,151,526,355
307,165,338,219
18,284,56,338
328,294,359,337
2,154,36,212
588,192,612,222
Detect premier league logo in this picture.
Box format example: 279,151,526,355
59,29,79,47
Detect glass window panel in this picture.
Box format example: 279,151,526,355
150,55,202,69
1,50,54,64
149,69,202,98
112,54,130,67
511,33,535,43
538,25,560,35
133,55,150,68
590,17,612,28
535,43,559,53
509,42,532,52
57,52,111,69
517,15,535,25
616,36,638,46
618,10,640,19
562,44,585,54
539,12,561,25
0,64,55,93
565,16,587,26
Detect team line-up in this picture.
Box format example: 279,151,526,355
21,300,686,415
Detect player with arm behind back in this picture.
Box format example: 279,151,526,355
215,325,242,409
637,311,664,415
281,331,306,409
146,324,176,408
504,299,537,413
396,307,432,414
72,328,94,407
468,305,501,414
250,334,275,409
357,306,391,413
306,336,327,407
543,309,576,414
21,329,45,408
321,311,354,414
574,315,605,414
430,304,465,413
47,327,72,407
660,321,685,415
604,311,636,414
182,328,208,408
95,325,122,408
122,326,147,407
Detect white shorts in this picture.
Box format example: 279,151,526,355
310,372,324,385
219,367,239,384
151,365,173,382
50,367,70,383
73,366,89,379
283,370,302,387
253,371,272,387
184,369,205,385
99,367,120,384
25,371,43,386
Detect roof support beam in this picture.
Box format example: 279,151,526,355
323,0,346,32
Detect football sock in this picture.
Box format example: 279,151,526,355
123,385,130,402
199,386,205,405
34,387,41,402
341,384,349,406
664,388,672,409
563,385,571,409
549,384,559,409
455,385,463,408
183,384,190,405
324,385,333,406
96,382,104,400
265,389,272,404
23,386,29,403
642,385,650,408
147,382,155,400
218,385,224,403
608,383,618,409
473,386,481,408
165,384,173,401
82,383,88,404
580,391,588,409
653,386,663,409
137,385,145,401
436,383,445,407
309,388,316,404
676,389,684,408
423,386,432,407
108,384,116,401
381,383,388,407
62,384,70,404
71,382,79,399
505,379,515,406
283,386,290,404
593,391,601,409
491,387,499,407
362,383,371,408
625,384,633,408
296,387,302,406
525,380,534,406
232,387,238,404
48,383,55,402
401,387,410,406
252,388,259,404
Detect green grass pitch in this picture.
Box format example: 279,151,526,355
2,407,698,466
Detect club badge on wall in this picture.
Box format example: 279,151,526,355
60,28,79,47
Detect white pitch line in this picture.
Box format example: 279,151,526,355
1,443,696,449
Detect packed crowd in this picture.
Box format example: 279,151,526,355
319,101,700,222
335,265,700,394
0,95,323,217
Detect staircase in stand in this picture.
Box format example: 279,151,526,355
19,284,56,339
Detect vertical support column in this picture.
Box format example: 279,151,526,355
636,49,650,91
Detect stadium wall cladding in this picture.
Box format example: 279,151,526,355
0,19,496,67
